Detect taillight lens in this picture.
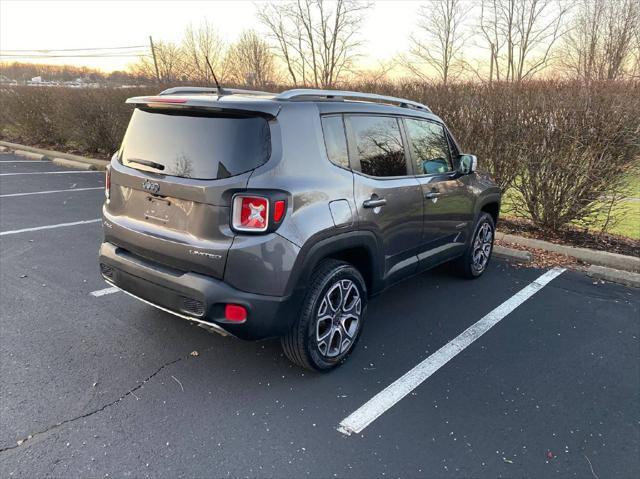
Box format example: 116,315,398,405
232,195,269,232
273,200,286,222
105,166,111,199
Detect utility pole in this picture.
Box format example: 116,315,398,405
149,35,160,84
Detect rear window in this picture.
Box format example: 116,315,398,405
120,108,271,179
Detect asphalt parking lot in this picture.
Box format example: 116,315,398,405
1,151,638,478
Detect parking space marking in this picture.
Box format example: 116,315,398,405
0,171,101,176
337,267,566,436
0,219,101,236
90,286,120,297
0,187,103,198
0,160,51,163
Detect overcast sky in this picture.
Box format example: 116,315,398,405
0,0,426,72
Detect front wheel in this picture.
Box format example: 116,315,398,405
281,259,367,371
456,212,495,279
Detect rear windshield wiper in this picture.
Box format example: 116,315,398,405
127,158,165,171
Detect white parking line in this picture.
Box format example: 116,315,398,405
0,187,103,198
0,160,50,163
0,171,100,176
337,267,566,436
90,286,120,297
0,218,101,236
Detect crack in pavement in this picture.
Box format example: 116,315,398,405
0,346,213,454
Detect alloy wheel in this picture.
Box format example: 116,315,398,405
316,279,362,358
472,222,493,273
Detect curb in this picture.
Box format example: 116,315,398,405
493,245,533,263
52,158,98,171
0,140,109,170
496,232,640,273
587,265,640,288
13,150,47,161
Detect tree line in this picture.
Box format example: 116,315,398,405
130,0,640,87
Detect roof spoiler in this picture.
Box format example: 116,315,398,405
125,95,281,118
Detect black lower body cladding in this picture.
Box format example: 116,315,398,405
98,242,299,340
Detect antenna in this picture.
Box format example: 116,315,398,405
204,55,225,95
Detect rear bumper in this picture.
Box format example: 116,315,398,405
98,242,298,340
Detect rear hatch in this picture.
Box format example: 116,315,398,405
104,104,273,279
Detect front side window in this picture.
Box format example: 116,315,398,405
321,115,349,169
404,119,452,175
349,115,408,177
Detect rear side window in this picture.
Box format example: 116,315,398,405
120,108,271,179
404,118,452,175
349,115,408,177
321,116,349,169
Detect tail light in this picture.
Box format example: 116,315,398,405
232,195,269,232
105,166,111,199
231,194,287,233
273,200,286,222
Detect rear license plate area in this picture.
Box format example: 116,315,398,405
145,196,171,223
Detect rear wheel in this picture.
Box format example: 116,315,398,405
456,212,495,279
281,259,367,371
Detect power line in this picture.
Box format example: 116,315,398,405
0,55,148,59
0,53,149,59
0,45,147,53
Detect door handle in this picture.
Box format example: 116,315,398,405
425,192,442,199
363,198,387,208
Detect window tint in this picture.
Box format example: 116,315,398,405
404,119,452,175
350,116,407,177
120,108,271,179
321,116,349,169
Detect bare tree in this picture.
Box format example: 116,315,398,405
633,15,640,78
226,30,279,87
560,0,639,82
401,0,469,85
257,0,370,87
183,21,229,83
129,41,184,83
479,0,569,82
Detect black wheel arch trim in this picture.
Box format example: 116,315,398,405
283,229,384,298
475,193,501,223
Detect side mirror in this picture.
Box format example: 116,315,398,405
458,154,477,175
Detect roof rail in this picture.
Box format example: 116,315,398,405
274,89,430,112
159,86,275,97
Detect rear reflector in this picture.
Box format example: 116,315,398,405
225,304,247,322
273,200,286,222
232,195,269,232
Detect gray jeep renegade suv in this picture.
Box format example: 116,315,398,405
99,87,501,371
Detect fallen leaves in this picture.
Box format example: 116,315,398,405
496,239,579,270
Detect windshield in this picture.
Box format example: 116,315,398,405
120,108,271,179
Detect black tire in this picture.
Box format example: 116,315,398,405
455,212,495,279
281,259,367,372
